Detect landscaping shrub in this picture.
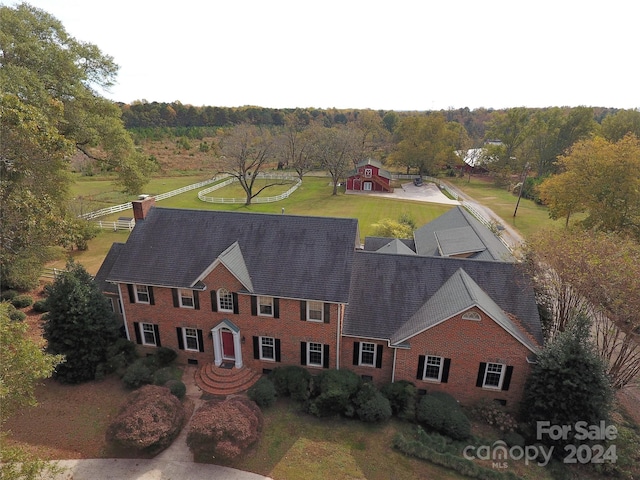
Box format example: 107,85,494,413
247,377,277,408
269,365,311,402
122,359,153,389
165,379,186,399
308,369,361,418
154,346,177,366
428,391,459,409
503,431,526,448
353,382,392,423
416,394,471,440
32,299,49,313
0,290,18,301
187,396,263,460
153,366,178,386
9,310,26,322
471,399,518,433
380,380,417,420
11,295,33,309
106,385,185,455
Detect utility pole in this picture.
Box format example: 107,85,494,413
513,162,530,217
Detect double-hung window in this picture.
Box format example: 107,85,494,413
179,289,194,308
260,337,275,361
135,285,150,304
307,301,323,322
359,342,376,366
218,288,234,312
483,362,505,389
423,355,443,381
258,296,273,316
183,327,199,351
308,342,323,367
141,322,157,346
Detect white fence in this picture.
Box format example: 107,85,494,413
95,219,136,231
40,267,66,280
198,174,302,204
80,177,224,222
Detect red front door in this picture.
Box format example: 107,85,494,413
221,330,235,359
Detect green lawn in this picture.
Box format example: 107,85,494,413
444,176,564,239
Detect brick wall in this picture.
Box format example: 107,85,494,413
394,307,534,410
339,337,393,385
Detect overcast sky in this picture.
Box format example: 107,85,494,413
10,0,640,111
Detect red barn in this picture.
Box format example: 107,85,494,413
346,159,393,193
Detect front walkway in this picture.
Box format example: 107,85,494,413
47,365,272,480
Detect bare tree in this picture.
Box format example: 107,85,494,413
526,228,640,389
218,124,286,205
307,126,356,195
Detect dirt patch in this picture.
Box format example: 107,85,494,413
616,381,640,426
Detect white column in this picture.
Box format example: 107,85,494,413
233,331,243,368
212,328,222,366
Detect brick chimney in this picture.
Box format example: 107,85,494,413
132,196,155,222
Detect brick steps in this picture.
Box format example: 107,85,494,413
195,363,262,396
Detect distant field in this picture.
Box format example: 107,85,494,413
55,175,453,274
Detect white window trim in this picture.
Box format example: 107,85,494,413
483,362,505,389
135,285,150,304
183,327,200,352
307,342,323,367
218,288,234,312
364,168,373,178
462,311,481,321
141,322,157,346
179,289,195,309
359,342,376,367
306,301,324,322
259,336,275,361
258,296,274,317
423,355,444,382
363,182,372,191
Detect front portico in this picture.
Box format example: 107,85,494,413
211,319,243,369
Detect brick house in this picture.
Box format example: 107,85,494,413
346,158,393,193
97,197,541,408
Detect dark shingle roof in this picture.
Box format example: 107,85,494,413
413,206,514,261
364,237,416,252
94,243,124,294
106,208,360,303
343,251,542,345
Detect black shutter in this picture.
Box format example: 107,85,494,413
441,358,451,383
172,289,180,308
148,287,155,305
197,329,204,352
211,291,218,312
352,342,360,365
476,362,487,387
133,322,141,344
253,336,260,359
127,284,135,303
376,345,383,369
232,293,239,314
273,298,279,318
502,366,513,391
324,303,330,324
194,291,200,310
300,301,306,320
176,327,184,349
300,342,307,365
323,345,330,368
251,296,257,316
417,355,425,380
275,339,281,362
154,324,161,347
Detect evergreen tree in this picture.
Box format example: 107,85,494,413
521,314,613,448
43,260,120,383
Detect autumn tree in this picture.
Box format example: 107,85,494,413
537,134,640,239
0,4,154,289
0,303,63,480
351,110,389,166
601,108,640,142
388,113,458,176
218,123,288,205
278,112,317,179
526,228,640,388
484,108,531,184
307,125,357,195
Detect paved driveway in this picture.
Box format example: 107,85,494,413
345,182,460,205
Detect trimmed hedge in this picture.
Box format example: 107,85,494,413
308,369,362,418
416,394,471,440
380,380,417,421
32,299,49,313
269,365,311,402
165,379,186,399
11,295,33,309
122,359,153,389
353,382,392,423
248,377,277,408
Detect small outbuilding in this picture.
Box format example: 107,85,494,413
346,159,393,193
